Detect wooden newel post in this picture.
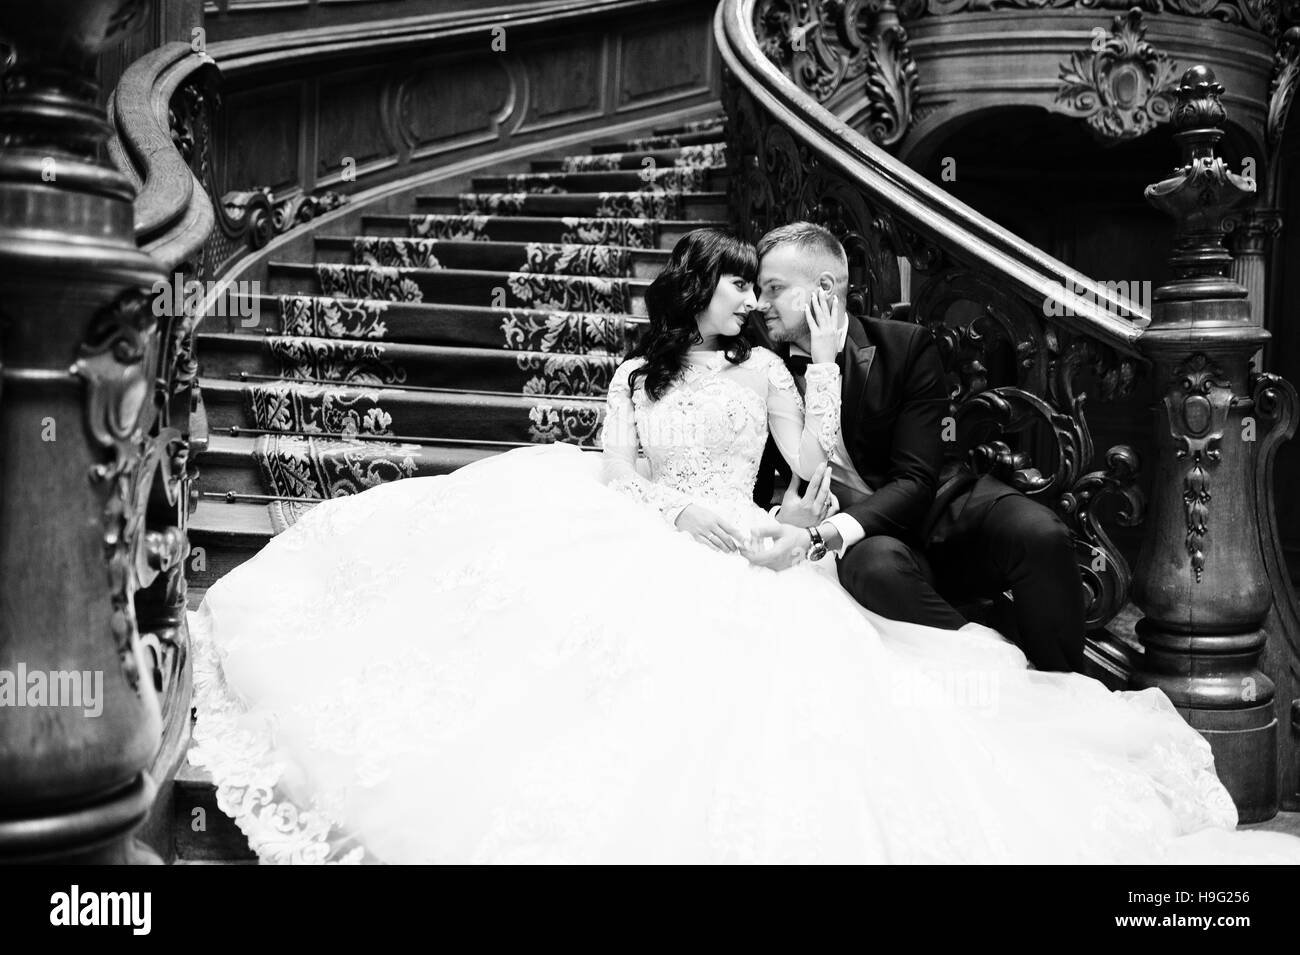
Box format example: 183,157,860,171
0,0,165,862
1133,65,1278,823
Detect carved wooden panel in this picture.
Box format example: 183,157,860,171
516,34,607,134
399,54,515,159
316,68,398,184
218,82,302,195
615,14,714,112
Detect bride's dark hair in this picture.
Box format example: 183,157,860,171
627,228,756,401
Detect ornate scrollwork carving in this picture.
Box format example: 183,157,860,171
754,0,918,147
1165,353,1232,583
219,187,347,254
863,4,919,147
1055,8,1180,143
74,289,161,692
897,0,1279,35
1058,445,1144,628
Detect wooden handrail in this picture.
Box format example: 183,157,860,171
108,42,218,268
715,0,1146,357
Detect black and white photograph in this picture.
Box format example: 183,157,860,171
3,0,1300,916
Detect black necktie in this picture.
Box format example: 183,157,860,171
787,354,811,377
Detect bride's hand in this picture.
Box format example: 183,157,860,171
675,504,744,553
806,287,841,365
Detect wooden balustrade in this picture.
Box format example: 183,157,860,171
0,0,170,863
719,0,1300,816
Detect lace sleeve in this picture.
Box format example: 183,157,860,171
766,352,842,481
599,360,691,527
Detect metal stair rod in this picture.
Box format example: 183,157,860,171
229,371,608,401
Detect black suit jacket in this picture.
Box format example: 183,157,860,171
756,314,989,547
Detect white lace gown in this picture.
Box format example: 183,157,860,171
189,347,1300,864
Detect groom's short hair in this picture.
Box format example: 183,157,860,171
756,222,849,293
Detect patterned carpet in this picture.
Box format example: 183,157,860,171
196,114,727,529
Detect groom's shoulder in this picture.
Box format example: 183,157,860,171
853,314,930,351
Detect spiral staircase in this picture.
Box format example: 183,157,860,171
174,115,730,861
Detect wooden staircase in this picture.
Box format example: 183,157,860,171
177,115,728,862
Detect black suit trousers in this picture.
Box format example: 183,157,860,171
835,476,1086,673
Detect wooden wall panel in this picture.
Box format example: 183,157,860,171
316,68,398,184
400,55,515,159
515,36,607,135
615,14,714,111
219,83,302,194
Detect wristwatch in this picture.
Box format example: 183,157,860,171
806,524,829,562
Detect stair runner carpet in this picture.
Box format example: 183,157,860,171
195,114,728,540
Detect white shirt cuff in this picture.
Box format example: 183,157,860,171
825,512,865,557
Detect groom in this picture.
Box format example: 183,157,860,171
749,222,1085,673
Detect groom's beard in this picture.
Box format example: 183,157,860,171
763,315,809,347
745,311,781,350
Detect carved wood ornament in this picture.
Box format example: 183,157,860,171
1055,8,1180,143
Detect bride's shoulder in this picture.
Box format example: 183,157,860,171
744,346,794,385
743,345,782,370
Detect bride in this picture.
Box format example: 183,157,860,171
189,228,1300,864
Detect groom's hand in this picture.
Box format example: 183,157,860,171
776,462,834,527
744,524,813,571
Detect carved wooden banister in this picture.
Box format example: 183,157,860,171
105,39,221,857
0,0,170,863
716,0,1147,679
1133,65,1298,821
109,42,217,264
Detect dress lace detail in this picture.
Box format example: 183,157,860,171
599,348,840,533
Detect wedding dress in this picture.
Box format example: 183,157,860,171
189,346,1300,864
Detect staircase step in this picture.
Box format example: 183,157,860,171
200,375,608,445
418,191,729,220
173,759,258,863
471,166,723,193
185,498,276,589
590,128,726,152
197,431,500,499
312,236,669,279
267,262,649,315
360,214,724,249
197,333,623,396
532,142,726,172
206,295,644,352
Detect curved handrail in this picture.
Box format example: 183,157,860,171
715,0,1146,357
108,42,218,270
